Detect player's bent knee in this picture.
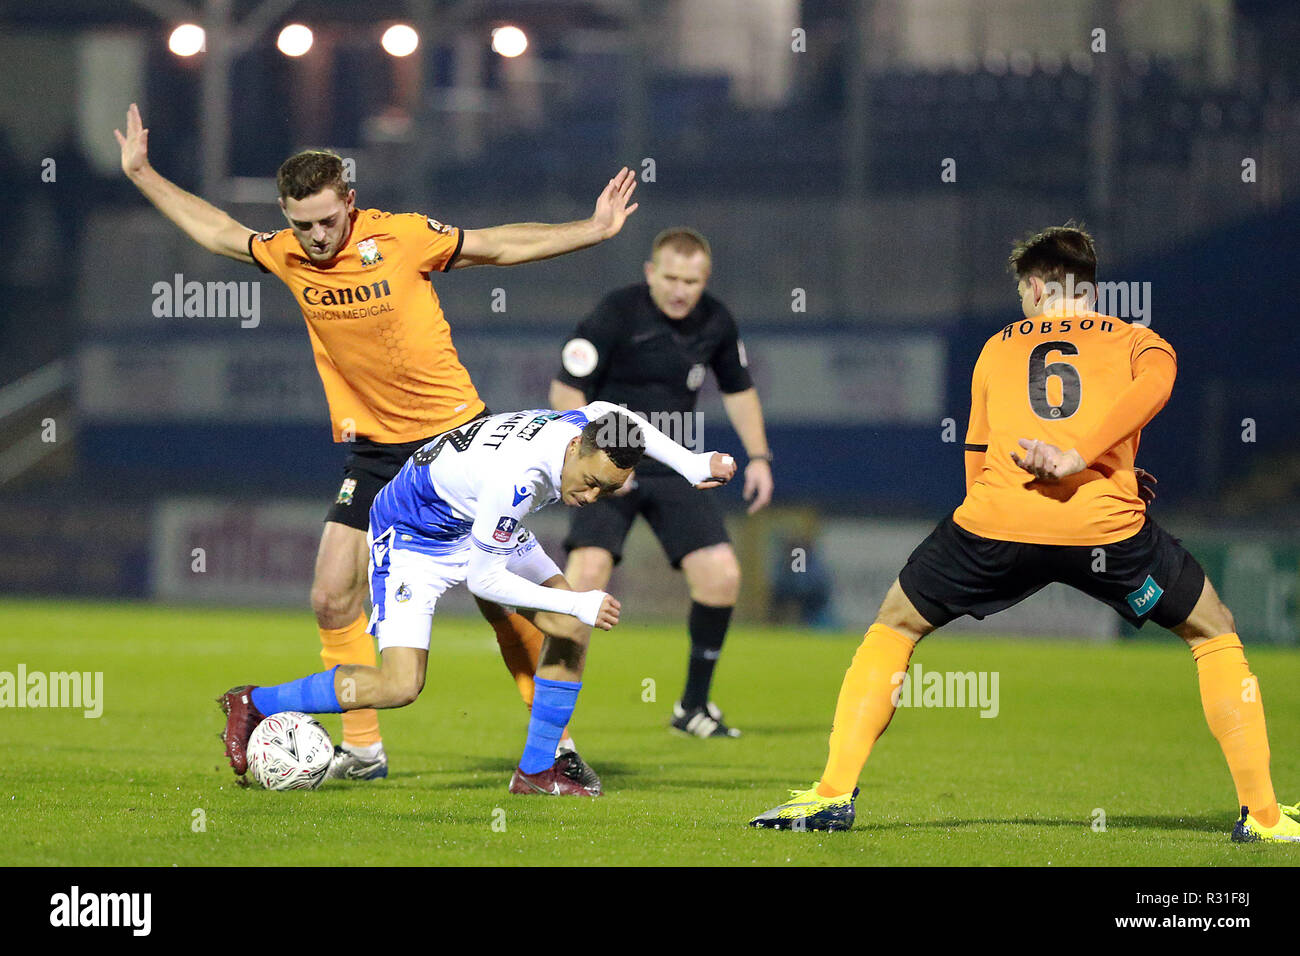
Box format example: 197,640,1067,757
691,568,740,605
1172,579,1237,644
1211,597,1236,636
876,580,933,643
683,546,741,606
565,548,614,590
714,557,742,600
310,582,364,627
380,671,424,708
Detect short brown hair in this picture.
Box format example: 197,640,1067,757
1008,222,1097,287
276,150,349,201
652,227,711,262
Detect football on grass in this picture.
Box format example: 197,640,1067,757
246,712,333,791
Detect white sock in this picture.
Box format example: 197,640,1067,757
343,741,384,758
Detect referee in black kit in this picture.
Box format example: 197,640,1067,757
549,227,774,737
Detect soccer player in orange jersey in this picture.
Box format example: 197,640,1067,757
116,103,638,784
751,225,1297,842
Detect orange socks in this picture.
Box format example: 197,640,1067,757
815,625,1278,822
492,613,546,708
319,613,381,747
817,623,917,797
1193,633,1279,827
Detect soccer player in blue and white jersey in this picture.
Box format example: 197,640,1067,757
219,405,736,795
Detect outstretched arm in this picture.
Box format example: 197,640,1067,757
115,103,255,263
452,167,639,268
583,401,736,488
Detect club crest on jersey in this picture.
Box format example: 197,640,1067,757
493,516,519,543
686,363,707,391
336,478,357,505
357,238,383,267
395,583,412,603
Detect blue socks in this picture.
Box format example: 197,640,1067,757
519,677,582,774
251,666,342,716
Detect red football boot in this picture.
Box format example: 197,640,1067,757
555,749,603,795
509,757,602,796
218,685,265,776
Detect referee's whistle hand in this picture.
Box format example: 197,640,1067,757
695,453,737,490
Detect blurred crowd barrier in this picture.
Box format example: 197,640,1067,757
1,498,1293,642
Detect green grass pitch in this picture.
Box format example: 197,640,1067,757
2,598,1296,866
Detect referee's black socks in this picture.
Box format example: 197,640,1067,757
681,601,733,710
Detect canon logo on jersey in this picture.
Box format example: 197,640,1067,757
302,279,392,307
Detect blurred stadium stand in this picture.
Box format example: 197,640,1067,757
1,0,1296,637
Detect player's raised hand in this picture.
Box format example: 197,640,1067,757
114,103,151,180
695,453,737,490
1010,439,1086,482
590,167,639,239
594,594,621,631
1135,466,1158,505
743,459,774,514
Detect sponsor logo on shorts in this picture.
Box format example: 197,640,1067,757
336,478,357,506
395,583,412,603
493,516,518,543
1125,574,1164,617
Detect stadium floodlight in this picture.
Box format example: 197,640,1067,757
277,24,313,57
491,25,528,58
381,24,419,57
168,24,206,57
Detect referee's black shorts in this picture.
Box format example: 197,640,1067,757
563,470,730,569
898,514,1206,630
324,409,491,531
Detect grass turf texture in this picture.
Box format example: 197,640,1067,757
1,597,1296,866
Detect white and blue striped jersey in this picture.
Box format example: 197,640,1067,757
371,407,587,558
369,401,719,622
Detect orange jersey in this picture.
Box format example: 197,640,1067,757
953,308,1176,546
250,208,485,443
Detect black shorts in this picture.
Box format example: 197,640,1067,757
563,471,730,569
898,514,1206,630
324,409,491,531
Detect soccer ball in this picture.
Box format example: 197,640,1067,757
246,712,333,791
